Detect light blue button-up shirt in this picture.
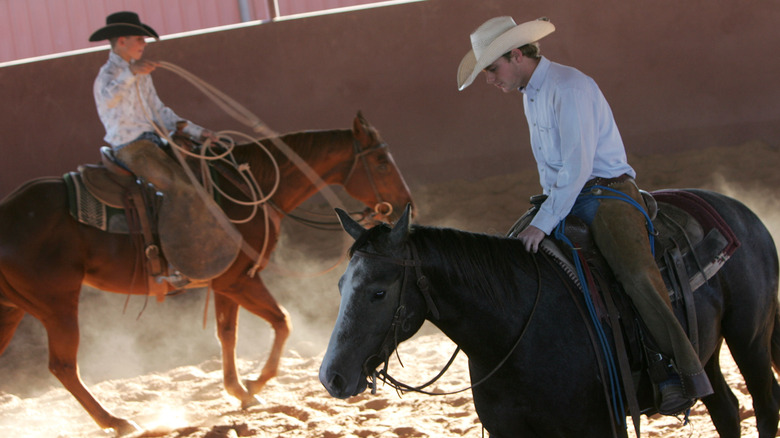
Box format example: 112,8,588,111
93,51,204,147
521,57,635,234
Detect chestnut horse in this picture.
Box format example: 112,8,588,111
0,113,414,435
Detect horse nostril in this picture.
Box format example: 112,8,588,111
329,373,345,392
321,369,347,397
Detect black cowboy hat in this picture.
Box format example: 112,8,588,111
89,11,159,42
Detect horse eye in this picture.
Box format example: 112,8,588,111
371,290,387,301
374,154,389,173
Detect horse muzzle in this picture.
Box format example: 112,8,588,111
319,365,369,399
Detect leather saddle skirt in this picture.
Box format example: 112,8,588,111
73,143,242,281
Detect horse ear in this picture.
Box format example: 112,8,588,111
336,208,366,241
352,111,371,149
388,203,413,247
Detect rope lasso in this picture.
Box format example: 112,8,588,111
134,60,351,278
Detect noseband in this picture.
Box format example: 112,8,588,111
344,139,394,221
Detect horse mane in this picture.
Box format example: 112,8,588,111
351,223,536,306
412,226,535,304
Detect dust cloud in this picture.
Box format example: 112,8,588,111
0,193,356,399
0,139,779,437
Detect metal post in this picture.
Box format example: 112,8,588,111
238,0,252,21
266,0,279,19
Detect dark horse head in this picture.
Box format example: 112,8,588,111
319,204,430,398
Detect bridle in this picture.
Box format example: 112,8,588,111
247,135,400,278
343,139,395,223
276,138,395,230
352,241,543,397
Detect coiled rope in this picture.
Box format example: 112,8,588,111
136,61,350,278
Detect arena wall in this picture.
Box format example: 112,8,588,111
1,0,779,197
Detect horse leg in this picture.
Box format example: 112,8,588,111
214,293,258,408
0,304,25,355
700,343,741,438
214,276,291,408
725,331,780,437
42,307,141,436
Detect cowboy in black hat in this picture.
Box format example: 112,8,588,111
90,11,213,146
89,12,241,286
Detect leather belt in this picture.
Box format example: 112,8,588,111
584,173,632,189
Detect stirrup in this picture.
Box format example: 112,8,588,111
156,270,190,289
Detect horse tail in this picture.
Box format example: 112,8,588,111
772,307,780,374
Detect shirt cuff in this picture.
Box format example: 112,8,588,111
529,211,558,236
183,122,204,139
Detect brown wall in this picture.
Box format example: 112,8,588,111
2,0,779,198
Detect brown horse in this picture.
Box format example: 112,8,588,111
0,113,414,435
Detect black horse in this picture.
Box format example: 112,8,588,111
319,189,780,438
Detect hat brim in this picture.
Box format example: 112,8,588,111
89,23,159,42
457,20,555,90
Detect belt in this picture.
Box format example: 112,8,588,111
583,173,632,190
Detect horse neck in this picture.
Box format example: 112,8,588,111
411,227,539,357
235,129,354,212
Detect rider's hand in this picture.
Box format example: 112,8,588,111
130,60,159,75
516,225,546,253
200,130,219,143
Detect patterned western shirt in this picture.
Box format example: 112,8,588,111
93,51,204,147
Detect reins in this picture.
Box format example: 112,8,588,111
353,243,543,397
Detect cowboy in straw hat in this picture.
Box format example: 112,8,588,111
89,12,240,285
458,16,713,415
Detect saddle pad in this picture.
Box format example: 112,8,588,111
63,172,129,233
651,189,741,292
652,190,740,255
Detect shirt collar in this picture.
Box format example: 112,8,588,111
108,50,130,68
520,56,551,98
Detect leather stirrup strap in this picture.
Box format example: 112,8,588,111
666,245,699,355
601,278,641,437
129,188,165,301
576,250,639,437
544,252,623,438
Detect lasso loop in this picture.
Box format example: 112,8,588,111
134,61,351,278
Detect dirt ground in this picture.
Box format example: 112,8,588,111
1,139,779,437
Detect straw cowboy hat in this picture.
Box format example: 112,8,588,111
457,16,555,90
89,11,160,42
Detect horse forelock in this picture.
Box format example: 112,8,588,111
347,223,393,259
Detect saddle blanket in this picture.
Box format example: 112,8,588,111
63,172,129,233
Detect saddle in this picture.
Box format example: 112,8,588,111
69,147,170,299
508,189,741,419
65,139,244,298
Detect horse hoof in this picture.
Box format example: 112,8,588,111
112,419,142,437
244,377,269,395
241,395,265,410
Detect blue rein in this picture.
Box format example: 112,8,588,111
552,184,656,427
